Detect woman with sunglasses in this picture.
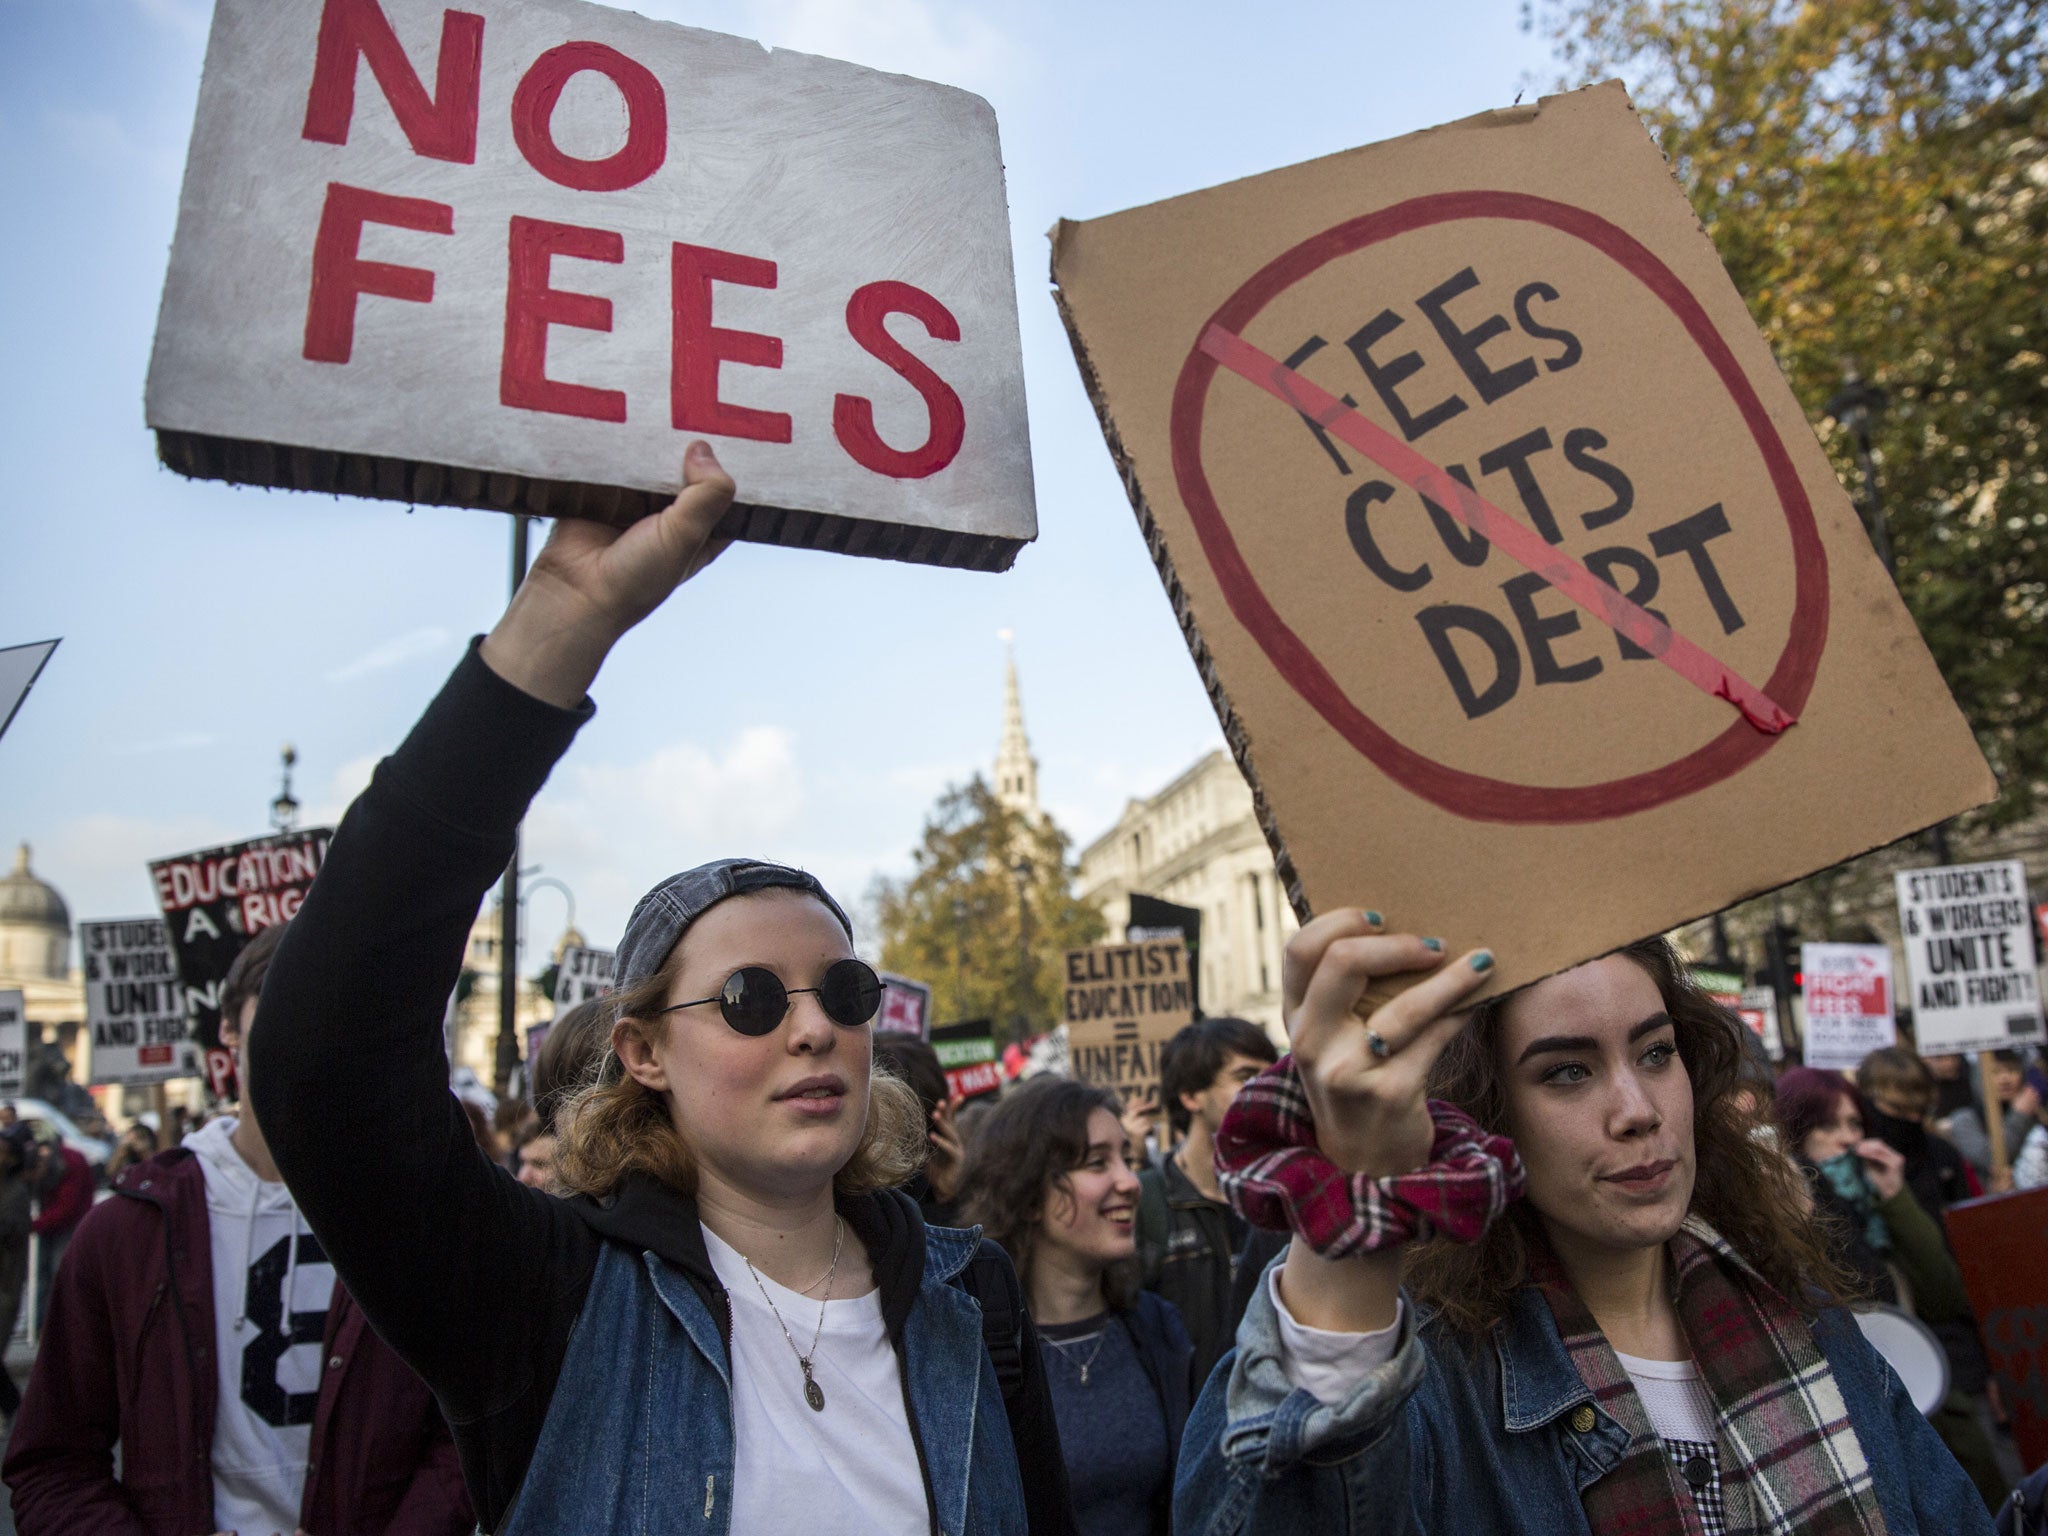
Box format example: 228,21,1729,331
246,445,1074,1536
1174,910,1993,1536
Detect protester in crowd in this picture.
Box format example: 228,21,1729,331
1925,1052,1978,1121
0,1125,35,1422
1943,1048,2037,1188
1119,1082,1164,1173
104,1121,159,1183
1776,1065,2007,1510
27,1133,92,1334
512,997,614,1192
1178,916,1990,1535
1135,1016,1277,1391
246,446,1075,1536
3,919,471,1536
2011,1067,2048,1190
0,1105,15,1131
961,1075,1191,1536
874,1034,969,1226
1856,1046,1979,1209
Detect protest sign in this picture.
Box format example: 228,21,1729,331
1048,81,1995,1002
1063,939,1195,1096
0,992,24,1100
82,918,197,1087
1738,986,1783,1061
876,973,933,1039
147,0,1034,572
929,1020,1001,1101
1800,942,1895,1071
150,829,332,1048
0,640,59,746
1895,861,2046,1055
1945,1188,2048,1471
552,945,615,1008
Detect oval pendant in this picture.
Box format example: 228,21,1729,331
805,1376,826,1412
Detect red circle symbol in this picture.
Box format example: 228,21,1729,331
1169,191,1828,824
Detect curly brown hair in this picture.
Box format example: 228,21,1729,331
957,1076,1140,1309
1404,936,1857,1338
553,928,927,1201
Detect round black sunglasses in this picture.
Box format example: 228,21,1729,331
659,958,883,1037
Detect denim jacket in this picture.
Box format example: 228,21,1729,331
503,1223,1026,1536
1174,1268,1995,1536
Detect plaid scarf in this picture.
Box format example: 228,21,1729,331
1213,1054,1523,1256
1529,1218,1890,1536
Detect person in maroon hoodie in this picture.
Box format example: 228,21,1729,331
1,922,471,1536
26,1137,93,1332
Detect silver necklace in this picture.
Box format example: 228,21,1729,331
1046,1327,1108,1386
741,1217,843,1412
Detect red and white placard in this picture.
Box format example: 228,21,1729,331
147,0,1035,570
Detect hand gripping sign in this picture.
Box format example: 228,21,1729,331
1050,83,1994,999
147,0,1035,571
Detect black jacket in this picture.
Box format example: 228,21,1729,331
248,642,1073,1535
1137,1151,1251,1392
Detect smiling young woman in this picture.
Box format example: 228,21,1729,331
960,1077,1194,1536
1176,913,1996,1536
245,447,1075,1536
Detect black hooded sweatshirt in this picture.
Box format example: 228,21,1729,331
248,643,1074,1536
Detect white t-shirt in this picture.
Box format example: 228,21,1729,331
188,1117,337,1536
1613,1351,1717,1443
702,1225,928,1536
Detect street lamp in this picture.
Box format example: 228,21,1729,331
1824,363,1894,576
1011,856,1035,1046
270,744,299,833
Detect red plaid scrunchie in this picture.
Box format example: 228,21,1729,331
1214,1054,1525,1257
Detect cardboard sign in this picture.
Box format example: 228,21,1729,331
876,973,933,1039
82,918,198,1087
150,829,332,1048
1063,940,1195,1095
1800,942,1895,1070
1895,861,2046,1055
146,0,1035,572
0,640,59,745
1945,1187,2048,1472
0,991,24,1100
1048,82,1994,1001
552,944,615,1008
929,1019,1001,1101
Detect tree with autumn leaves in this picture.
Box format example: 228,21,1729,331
870,776,1106,1046
1534,0,2048,830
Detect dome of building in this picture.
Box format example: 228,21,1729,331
0,842,73,980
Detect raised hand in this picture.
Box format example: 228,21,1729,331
1281,909,1494,1176
1854,1136,1906,1202
481,441,737,708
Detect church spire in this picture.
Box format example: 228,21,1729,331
994,630,1041,820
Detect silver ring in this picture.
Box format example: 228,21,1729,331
1365,1029,1392,1061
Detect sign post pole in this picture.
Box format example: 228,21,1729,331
495,516,530,1095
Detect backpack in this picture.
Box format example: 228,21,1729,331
957,1237,1028,1403
1136,1166,1171,1287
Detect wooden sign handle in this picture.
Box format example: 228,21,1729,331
1980,1048,2010,1186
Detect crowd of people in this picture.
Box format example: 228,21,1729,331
0,448,2041,1534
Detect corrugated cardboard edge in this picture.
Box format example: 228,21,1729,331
1048,223,1311,926
155,429,1023,573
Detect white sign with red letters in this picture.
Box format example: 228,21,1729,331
146,0,1036,570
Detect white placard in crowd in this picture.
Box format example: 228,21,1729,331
1737,986,1783,1061
1801,942,1896,1071
146,0,1035,571
876,973,932,1039
83,918,199,1086
553,945,616,1008
0,991,25,1100
1895,860,2045,1056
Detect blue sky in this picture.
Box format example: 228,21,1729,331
0,0,1558,964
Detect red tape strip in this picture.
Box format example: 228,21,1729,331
1198,323,1795,736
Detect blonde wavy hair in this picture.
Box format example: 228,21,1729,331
552,917,929,1201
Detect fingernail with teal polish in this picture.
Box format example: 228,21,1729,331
1421,937,1443,952
1471,951,1495,973
1364,910,1384,927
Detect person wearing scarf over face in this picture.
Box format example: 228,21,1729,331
245,446,1075,1536
1173,913,1992,1536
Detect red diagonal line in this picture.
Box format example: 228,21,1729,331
1199,324,1795,736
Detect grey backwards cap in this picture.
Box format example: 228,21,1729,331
614,858,853,989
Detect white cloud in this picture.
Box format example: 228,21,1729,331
324,627,454,684
32,811,237,934
301,753,381,829
739,0,1016,91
